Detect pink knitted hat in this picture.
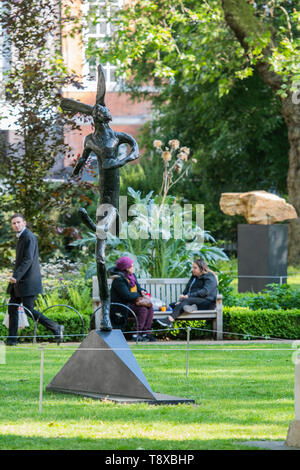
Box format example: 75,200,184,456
116,256,134,271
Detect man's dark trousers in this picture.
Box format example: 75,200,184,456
8,293,58,342
7,227,59,344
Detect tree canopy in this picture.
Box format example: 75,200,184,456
84,1,297,246
87,0,299,98
86,0,300,259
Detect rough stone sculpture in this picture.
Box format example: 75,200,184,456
220,190,297,225
60,64,139,331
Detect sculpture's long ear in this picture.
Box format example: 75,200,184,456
96,64,106,106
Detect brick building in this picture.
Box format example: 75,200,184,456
61,0,151,178
0,0,151,179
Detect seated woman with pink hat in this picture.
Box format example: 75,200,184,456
109,256,156,342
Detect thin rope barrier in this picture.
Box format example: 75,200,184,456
0,346,295,352
0,324,297,343
0,308,299,343
189,326,290,342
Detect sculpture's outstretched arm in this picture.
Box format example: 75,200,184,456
101,132,140,170
73,147,92,176
117,132,139,161
60,98,93,116
78,208,96,232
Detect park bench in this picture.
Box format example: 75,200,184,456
92,276,223,340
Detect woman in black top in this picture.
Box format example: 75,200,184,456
157,259,218,328
109,256,156,341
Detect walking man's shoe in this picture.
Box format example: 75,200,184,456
183,304,198,313
136,334,150,342
5,340,18,346
55,325,64,345
144,334,157,342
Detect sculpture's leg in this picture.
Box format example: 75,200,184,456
95,205,118,331
96,238,112,331
78,206,115,330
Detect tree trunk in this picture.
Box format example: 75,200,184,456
221,0,300,263
283,95,300,263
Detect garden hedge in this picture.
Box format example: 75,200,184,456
172,307,300,340
0,311,90,343
222,306,300,340
1,307,300,342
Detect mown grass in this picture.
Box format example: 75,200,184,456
0,341,296,450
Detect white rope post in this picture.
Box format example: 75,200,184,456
186,326,191,378
295,362,300,421
286,350,300,447
95,306,101,331
39,345,45,414
33,322,38,344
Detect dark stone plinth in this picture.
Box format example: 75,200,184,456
46,330,194,405
238,224,288,293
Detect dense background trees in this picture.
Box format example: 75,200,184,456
87,0,299,259
0,0,90,262
0,0,298,265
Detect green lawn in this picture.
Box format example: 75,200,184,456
0,341,296,450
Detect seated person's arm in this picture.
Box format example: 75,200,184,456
135,278,147,296
192,274,217,298
179,277,193,300
113,278,141,303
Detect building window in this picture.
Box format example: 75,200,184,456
83,0,122,91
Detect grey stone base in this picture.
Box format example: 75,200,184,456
286,420,300,448
240,440,300,450
46,329,194,405
47,389,195,405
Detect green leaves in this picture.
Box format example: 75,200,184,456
0,0,83,259
72,187,228,279
89,0,299,101
85,0,242,96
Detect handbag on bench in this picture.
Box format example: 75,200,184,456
135,296,152,308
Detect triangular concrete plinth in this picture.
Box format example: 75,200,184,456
46,330,194,405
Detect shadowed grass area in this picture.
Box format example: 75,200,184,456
0,341,296,450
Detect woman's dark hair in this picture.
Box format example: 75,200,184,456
193,259,218,282
193,259,209,273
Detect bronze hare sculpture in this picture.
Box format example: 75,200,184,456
60,64,139,330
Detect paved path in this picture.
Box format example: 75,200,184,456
240,440,300,450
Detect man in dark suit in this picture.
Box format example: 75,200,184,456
6,213,64,346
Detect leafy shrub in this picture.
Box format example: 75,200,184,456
170,319,210,340
223,283,300,311
217,271,234,297
223,306,300,340
1,306,300,342
71,187,229,279
154,304,300,341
